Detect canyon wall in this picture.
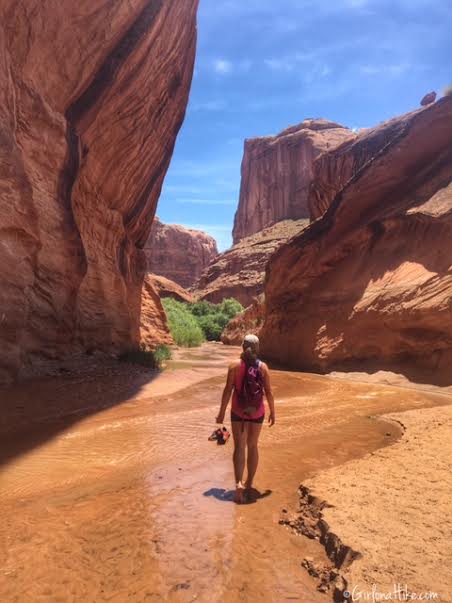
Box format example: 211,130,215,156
308,112,422,221
140,276,173,349
221,295,265,346
0,0,198,382
144,218,218,289
147,274,194,304
195,220,308,307
232,119,355,243
261,98,452,383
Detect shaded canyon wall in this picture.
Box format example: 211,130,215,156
0,0,198,382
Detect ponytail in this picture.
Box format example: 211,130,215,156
241,344,258,366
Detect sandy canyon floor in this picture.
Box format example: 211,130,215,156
1,343,451,602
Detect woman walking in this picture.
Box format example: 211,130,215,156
216,334,275,503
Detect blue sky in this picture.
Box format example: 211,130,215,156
157,0,451,251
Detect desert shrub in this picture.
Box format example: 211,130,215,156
162,298,205,347
161,297,244,344
218,298,244,320
153,344,172,364
190,300,216,316
197,313,229,340
191,298,243,341
119,344,164,368
443,85,452,97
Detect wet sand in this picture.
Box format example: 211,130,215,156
0,343,450,602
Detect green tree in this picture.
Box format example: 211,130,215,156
162,298,205,347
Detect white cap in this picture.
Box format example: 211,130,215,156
243,334,260,346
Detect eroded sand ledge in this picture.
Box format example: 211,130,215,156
285,403,452,602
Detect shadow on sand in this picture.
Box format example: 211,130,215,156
203,487,272,504
0,367,160,469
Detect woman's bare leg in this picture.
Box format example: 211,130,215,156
245,422,263,489
231,421,248,502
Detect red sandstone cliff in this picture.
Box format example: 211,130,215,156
232,119,355,243
147,274,194,304
140,276,173,348
195,219,308,307
0,0,198,382
221,295,265,346
145,218,218,289
308,113,424,221
261,98,452,383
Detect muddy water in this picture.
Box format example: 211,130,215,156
0,344,448,602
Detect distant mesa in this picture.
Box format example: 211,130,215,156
144,217,218,290
192,118,355,310
232,118,356,244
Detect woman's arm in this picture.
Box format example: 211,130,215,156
216,364,236,423
262,363,275,426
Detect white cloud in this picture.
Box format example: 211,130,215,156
388,63,411,75
264,54,332,80
360,63,411,76
264,58,294,72
208,58,252,76
344,0,369,7
192,99,228,112
213,59,232,74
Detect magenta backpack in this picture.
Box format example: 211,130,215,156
238,360,264,415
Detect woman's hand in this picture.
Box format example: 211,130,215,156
268,412,275,427
216,412,225,424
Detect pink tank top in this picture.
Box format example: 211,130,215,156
231,360,265,419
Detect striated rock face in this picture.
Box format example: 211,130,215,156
140,276,173,349
232,119,355,243
147,274,194,304
0,0,198,382
261,98,452,383
221,295,265,346
308,110,430,221
195,220,308,307
145,218,218,289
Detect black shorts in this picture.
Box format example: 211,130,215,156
231,410,265,424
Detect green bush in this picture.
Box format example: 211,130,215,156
119,344,164,369
192,298,243,341
197,314,226,341
218,298,244,319
190,300,215,316
153,344,172,364
162,298,205,347
161,297,244,345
